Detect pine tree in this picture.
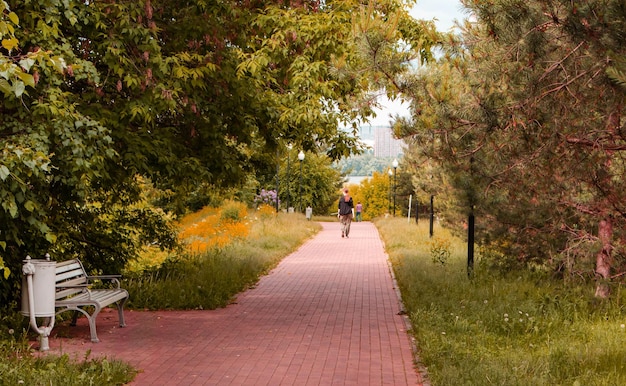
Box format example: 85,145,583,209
401,0,626,296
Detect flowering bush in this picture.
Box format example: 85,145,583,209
178,204,250,254
254,189,280,208
127,202,255,272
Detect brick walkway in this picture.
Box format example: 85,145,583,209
45,221,425,385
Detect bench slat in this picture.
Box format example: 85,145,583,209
55,262,83,276
55,270,85,283
55,287,86,300
56,276,88,287
56,289,128,306
56,260,82,271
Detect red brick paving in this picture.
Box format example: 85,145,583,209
44,221,425,385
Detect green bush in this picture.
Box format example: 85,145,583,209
220,200,247,222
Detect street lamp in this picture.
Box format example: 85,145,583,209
392,158,398,216
298,150,305,212
275,148,279,212
387,168,392,215
286,144,292,211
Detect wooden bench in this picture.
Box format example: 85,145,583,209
54,259,129,343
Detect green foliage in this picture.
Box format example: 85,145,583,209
0,256,9,280
376,217,626,386
335,154,397,176
219,200,247,223
277,150,343,215
0,2,59,99
0,173,179,308
150,181,229,216
0,0,437,312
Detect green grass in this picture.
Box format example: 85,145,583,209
374,217,626,386
0,337,135,385
124,212,321,310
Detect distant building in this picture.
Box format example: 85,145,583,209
366,125,404,158
344,124,405,159
357,125,376,141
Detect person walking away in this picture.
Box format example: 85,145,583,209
355,202,363,222
338,189,354,238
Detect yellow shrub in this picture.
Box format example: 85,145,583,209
130,201,256,270
125,246,171,273
178,202,250,254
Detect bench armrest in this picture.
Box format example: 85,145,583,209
87,275,122,288
88,274,121,280
87,275,122,280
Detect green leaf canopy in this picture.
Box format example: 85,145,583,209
0,0,436,305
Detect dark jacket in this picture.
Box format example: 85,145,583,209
338,196,354,215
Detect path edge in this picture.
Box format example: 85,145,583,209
378,227,432,386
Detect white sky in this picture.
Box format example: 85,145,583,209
368,0,466,126
410,0,466,33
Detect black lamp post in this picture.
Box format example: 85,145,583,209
286,144,292,211
275,148,279,212
430,195,434,237
298,150,305,212
387,168,392,215
392,158,398,217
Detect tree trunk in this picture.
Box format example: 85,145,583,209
594,218,613,298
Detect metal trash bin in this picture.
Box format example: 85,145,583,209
305,206,312,220
21,255,56,350
21,258,56,317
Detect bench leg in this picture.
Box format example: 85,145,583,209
116,297,128,328
86,314,100,343
62,306,101,343
86,304,102,343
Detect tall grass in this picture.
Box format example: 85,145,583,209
375,217,626,386
124,212,320,310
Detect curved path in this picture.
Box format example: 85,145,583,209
46,221,425,385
